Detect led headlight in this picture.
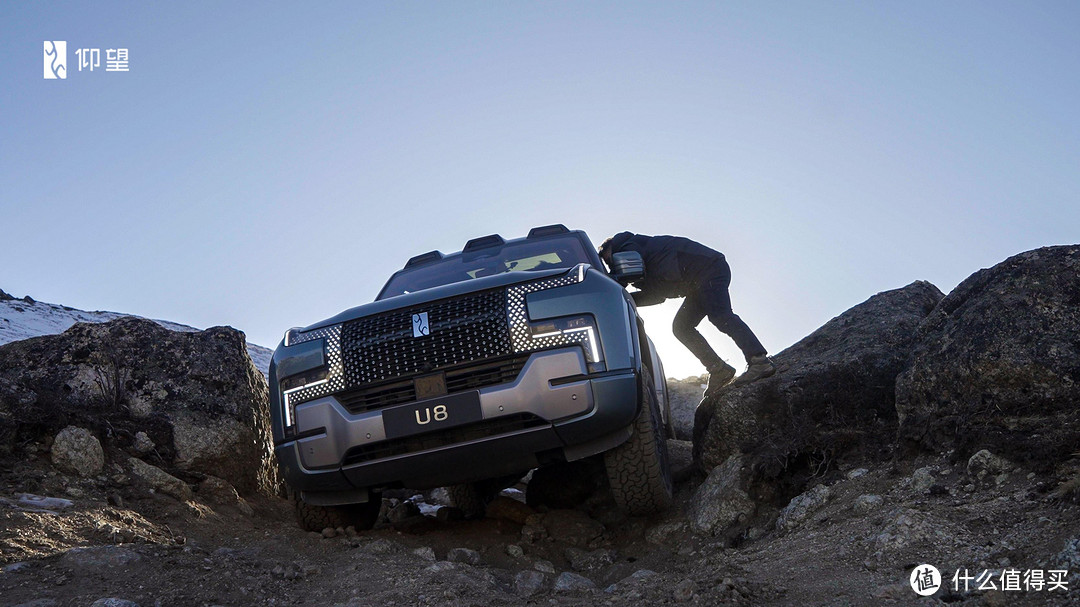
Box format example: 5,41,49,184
507,264,604,365
525,315,602,363
278,324,344,429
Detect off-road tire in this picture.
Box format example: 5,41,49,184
604,365,674,515
294,494,381,532
445,483,488,519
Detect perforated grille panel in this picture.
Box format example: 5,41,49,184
340,289,512,387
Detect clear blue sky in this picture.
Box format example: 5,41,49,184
3,2,1078,378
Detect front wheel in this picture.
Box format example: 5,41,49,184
603,365,674,516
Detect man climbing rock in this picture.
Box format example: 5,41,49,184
599,232,775,396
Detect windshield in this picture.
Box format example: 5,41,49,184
379,235,592,299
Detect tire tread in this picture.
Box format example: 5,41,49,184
604,366,674,515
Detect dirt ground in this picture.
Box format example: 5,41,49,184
2,446,1078,607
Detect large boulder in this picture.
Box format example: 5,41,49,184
689,453,757,538
694,281,943,473
0,317,275,495
51,425,105,477
896,245,1080,466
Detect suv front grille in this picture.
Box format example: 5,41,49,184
336,355,529,414
340,289,512,388
341,413,547,466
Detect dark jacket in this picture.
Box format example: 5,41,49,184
606,232,725,306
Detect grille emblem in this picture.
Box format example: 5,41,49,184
412,312,430,337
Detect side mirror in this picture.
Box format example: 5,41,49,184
610,251,645,285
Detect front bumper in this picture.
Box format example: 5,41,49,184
274,347,638,492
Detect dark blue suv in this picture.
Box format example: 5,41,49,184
270,225,672,530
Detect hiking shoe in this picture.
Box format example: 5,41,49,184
731,355,777,387
703,362,737,398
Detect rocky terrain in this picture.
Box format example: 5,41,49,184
1,245,1079,606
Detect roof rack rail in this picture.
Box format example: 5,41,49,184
463,234,506,252
404,250,444,269
527,224,570,238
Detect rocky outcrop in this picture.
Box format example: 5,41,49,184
0,317,275,495
685,245,1079,541
694,281,943,473
895,245,1080,466
0,289,274,377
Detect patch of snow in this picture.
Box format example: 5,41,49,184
406,494,441,516
0,291,272,377
414,501,441,516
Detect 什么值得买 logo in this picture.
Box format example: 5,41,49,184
911,564,941,596
44,41,66,79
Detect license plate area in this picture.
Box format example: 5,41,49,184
381,390,482,439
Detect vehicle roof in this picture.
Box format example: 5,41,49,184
402,224,595,269
376,224,604,299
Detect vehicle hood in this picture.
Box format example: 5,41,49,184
299,267,570,333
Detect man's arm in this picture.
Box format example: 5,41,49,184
631,290,666,307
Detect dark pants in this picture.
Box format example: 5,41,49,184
671,259,767,369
